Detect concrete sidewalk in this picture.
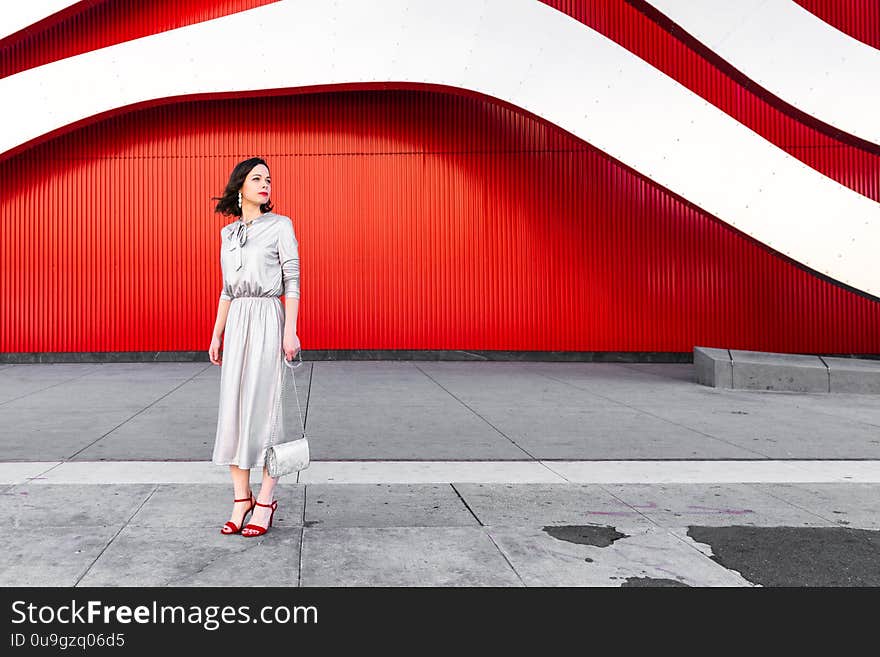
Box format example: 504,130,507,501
1,360,878,586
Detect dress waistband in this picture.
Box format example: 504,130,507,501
232,295,280,300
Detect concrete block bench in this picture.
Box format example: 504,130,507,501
823,356,880,393
693,346,880,393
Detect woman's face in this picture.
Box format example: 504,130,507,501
240,164,271,208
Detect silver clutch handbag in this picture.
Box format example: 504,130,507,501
265,350,309,478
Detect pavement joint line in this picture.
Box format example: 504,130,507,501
27,461,68,484
482,527,527,587
298,487,307,588
595,482,665,529
663,529,760,587
449,483,485,526
3,460,880,484
536,460,573,483
412,362,541,461
749,480,842,526
65,364,214,460
536,371,774,460
0,364,102,408
740,481,847,527
73,484,159,587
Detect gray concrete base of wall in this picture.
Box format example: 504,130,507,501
694,346,880,393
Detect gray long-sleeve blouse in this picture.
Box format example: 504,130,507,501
219,211,300,301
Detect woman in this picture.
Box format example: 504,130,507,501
208,157,301,537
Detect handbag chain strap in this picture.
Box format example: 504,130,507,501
268,350,306,449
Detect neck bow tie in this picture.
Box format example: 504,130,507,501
226,220,247,271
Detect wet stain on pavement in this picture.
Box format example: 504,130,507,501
621,577,689,587
542,525,629,547
687,525,880,586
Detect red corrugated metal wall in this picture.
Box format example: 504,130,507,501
6,1,877,201
540,0,880,202
793,0,880,50
0,0,280,77
1,2,878,355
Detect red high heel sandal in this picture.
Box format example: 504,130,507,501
220,492,256,535
242,500,278,537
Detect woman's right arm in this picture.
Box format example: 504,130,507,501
211,226,232,364
209,299,231,365
213,299,231,340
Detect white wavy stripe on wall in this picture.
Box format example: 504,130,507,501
1,1,82,40
645,0,880,146
2,0,878,298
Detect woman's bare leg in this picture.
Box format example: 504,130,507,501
246,465,279,531
226,465,253,528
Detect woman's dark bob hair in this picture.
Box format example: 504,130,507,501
212,157,274,218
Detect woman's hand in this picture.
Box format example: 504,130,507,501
283,332,301,362
209,335,223,365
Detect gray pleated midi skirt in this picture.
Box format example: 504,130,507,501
212,296,286,469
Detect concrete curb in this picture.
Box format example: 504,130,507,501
694,346,880,393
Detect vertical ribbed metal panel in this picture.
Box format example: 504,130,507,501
2,1,878,355
0,0,279,78
541,1,880,203
5,0,877,202
1,89,878,355
794,0,880,49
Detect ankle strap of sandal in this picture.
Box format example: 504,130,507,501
254,500,277,508
233,494,253,503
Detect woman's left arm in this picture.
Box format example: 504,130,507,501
279,217,301,357
283,296,300,358
284,297,299,338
